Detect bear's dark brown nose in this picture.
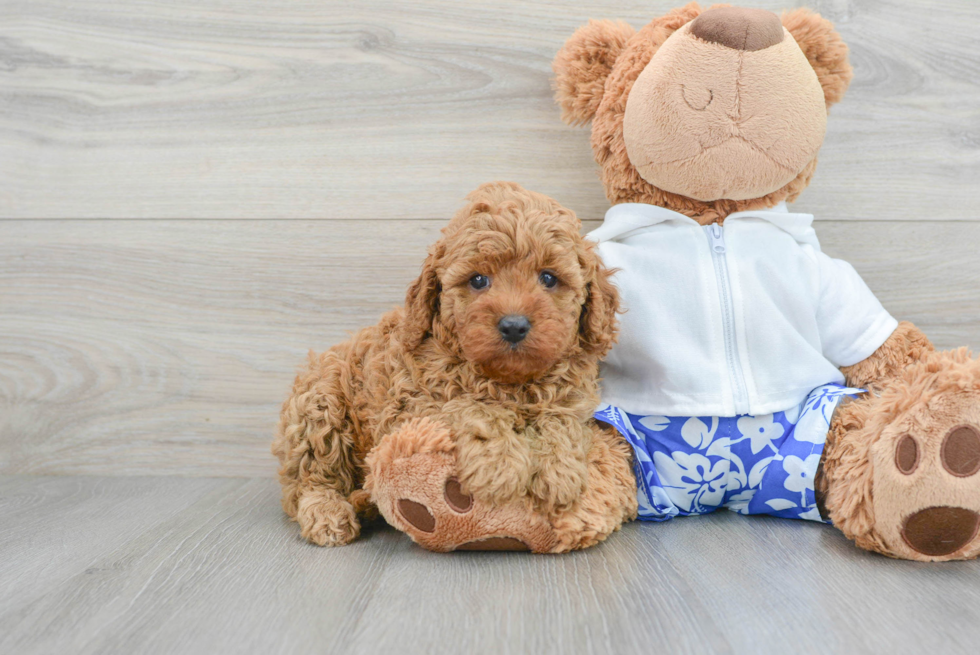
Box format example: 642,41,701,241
690,7,784,52
902,506,980,557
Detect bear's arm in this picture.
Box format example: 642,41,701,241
840,321,935,391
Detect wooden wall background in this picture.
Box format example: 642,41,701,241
2,0,979,478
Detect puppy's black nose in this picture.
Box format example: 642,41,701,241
498,315,531,344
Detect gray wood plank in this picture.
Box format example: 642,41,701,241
0,476,405,655
2,219,979,477
0,219,438,477
1,0,979,220
625,509,980,654
2,475,978,655
0,475,245,618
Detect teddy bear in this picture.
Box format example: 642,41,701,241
272,182,637,551
364,3,980,562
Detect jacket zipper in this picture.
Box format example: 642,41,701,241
705,224,749,413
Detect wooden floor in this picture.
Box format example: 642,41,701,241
3,475,980,655
3,0,980,653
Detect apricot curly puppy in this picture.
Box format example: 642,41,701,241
272,182,637,549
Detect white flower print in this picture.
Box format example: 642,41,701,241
792,394,835,445
791,412,829,444
798,507,823,522
681,417,718,450
649,485,680,518
783,399,804,425
653,451,727,512
748,455,776,489
705,438,747,489
726,489,757,515
636,483,657,517
782,454,822,493
803,385,863,424
601,383,859,523
736,414,785,454
638,416,670,432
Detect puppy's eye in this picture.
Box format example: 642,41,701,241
469,274,490,291
539,271,558,289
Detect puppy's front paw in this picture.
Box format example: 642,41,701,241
529,454,589,514
454,444,533,508
439,403,532,507
296,489,360,546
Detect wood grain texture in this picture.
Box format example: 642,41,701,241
2,475,979,655
1,0,979,220
3,3,979,652
1,219,978,477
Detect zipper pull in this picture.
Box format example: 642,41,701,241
708,224,726,254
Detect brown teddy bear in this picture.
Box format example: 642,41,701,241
365,3,980,562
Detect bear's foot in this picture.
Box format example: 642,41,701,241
823,349,980,561
364,417,561,553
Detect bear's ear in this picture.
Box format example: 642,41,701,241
782,8,853,109
552,19,636,126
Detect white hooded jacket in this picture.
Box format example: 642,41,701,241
587,202,898,418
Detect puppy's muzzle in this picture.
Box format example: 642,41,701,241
498,315,531,344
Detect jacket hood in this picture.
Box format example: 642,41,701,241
587,201,821,250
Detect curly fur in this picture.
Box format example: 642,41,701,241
271,182,622,546
550,423,639,551
553,2,852,222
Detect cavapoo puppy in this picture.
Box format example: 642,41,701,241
272,182,636,550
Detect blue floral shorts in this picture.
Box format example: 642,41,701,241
595,384,864,524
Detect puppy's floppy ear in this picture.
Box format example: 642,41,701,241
782,8,853,109
400,245,442,351
553,19,636,126
578,243,620,358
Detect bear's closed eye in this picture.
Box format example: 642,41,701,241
681,85,713,111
